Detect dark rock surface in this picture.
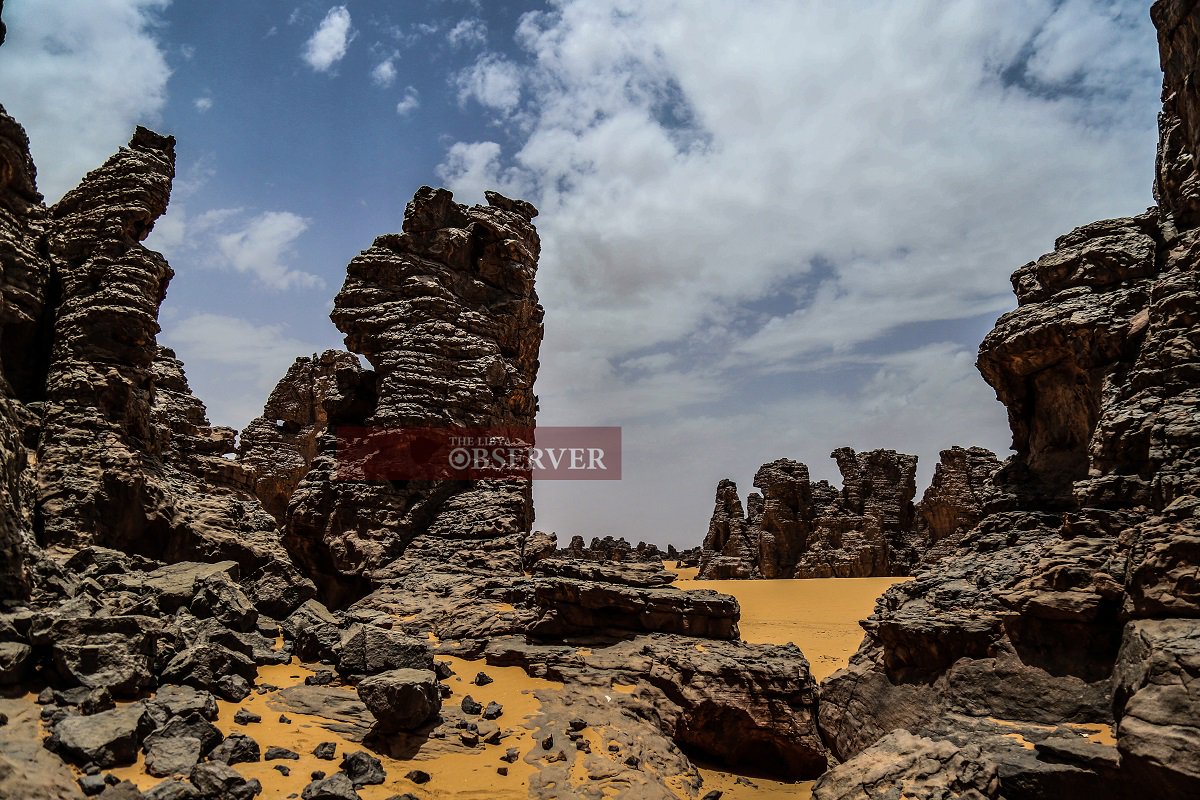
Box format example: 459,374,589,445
699,449,920,578
283,187,544,606
354,668,441,732
816,5,1200,798
556,534,667,563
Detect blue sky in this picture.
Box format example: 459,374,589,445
0,0,1163,546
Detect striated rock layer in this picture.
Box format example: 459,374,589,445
698,448,931,579
817,4,1200,797
280,187,545,605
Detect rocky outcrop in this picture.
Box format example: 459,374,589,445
698,449,920,579
1154,0,1200,228
818,4,1200,797
914,446,1002,561
484,633,827,779
35,126,178,550
283,187,544,605
239,350,367,524
557,534,667,563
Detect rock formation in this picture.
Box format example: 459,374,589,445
555,534,667,563
914,445,1003,561
816,4,1200,797
698,448,924,579
281,187,544,604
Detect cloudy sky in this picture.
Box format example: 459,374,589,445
0,0,1163,546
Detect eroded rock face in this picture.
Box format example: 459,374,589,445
283,187,544,605
819,6,1200,797
1154,0,1200,228
557,534,667,563
915,446,1002,561
698,449,919,579
239,350,367,524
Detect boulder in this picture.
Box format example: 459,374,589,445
355,669,441,732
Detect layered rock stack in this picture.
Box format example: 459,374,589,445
815,3,1200,797
278,187,545,604
0,112,303,601
556,534,667,563
699,448,943,578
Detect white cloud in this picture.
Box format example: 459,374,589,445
371,58,397,88
454,53,523,113
303,5,353,72
193,96,213,112
448,18,487,48
160,313,323,429
215,211,325,291
395,86,420,116
441,0,1161,544
0,0,171,202
436,141,527,197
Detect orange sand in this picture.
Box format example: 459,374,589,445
668,563,907,681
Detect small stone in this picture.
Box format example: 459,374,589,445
547,750,567,763
37,687,55,704
497,766,508,776
233,709,261,725
278,714,292,724
460,731,478,747
568,718,587,731
701,791,723,800
305,670,334,686
404,769,431,785
501,747,519,763
607,743,620,753
437,683,451,699
311,771,326,781
540,734,554,750
213,674,251,702
575,739,591,753
313,742,336,760
472,671,493,686
481,702,502,720
460,695,482,715
274,765,290,777
265,746,300,761
208,733,260,766
340,750,386,788
0,711,7,726
625,755,640,767
434,661,454,680
78,775,107,796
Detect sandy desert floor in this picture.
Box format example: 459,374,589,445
6,572,912,799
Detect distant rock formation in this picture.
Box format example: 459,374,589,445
556,534,667,563
914,446,1003,562
699,448,936,579
279,187,544,605
817,4,1200,796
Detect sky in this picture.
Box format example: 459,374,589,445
0,0,1164,547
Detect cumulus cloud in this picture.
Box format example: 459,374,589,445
454,53,523,113
193,96,213,112
395,86,420,116
303,5,353,72
160,313,323,429
215,211,325,290
371,58,397,88
0,0,171,202
442,0,1161,543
